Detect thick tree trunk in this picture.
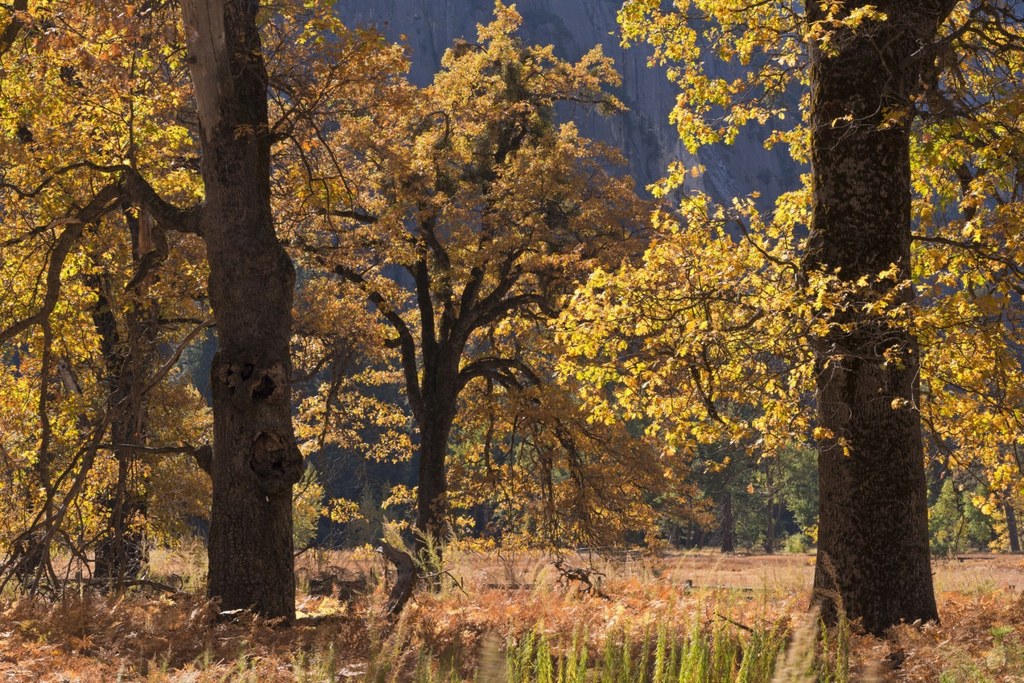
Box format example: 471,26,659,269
1006,503,1021,554
416,408,455,558
182,0,302,619
805,3,948,635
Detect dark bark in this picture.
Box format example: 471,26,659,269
92,383,148,583
0,0,27,57
764,461,775,555
1006,503,1021,554
804,2,951,635
416,409,455,554
412,335,462,572
335,259,462,561
92,210,158,583
182,0,302,619
378,541,417,618
720,491,734,553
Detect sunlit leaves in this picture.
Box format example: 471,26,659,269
284,2,661,547
573,1,1024,547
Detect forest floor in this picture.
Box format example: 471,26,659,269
0,547,1020,681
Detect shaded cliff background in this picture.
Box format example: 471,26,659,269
335,0,801,202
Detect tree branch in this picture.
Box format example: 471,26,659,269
912,232,1024,282
98,443,211,475
317,208,378,224
333,265,424,419
0,0,27,58
413,258,438,363
0,184,122,346
139,318,214,398
108,165,204,236
458,356,540,391
475,292,556,330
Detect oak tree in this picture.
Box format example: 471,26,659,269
290,3,651,555
578,0,1024,633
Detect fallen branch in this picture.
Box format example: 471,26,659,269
553,557,609,599
77,577,182,594
715,611,755,633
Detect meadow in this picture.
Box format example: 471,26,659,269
0,547,1020,682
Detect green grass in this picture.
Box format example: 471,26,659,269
370,609,858,683
501,620,785,683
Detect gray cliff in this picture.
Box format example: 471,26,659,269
335,0,802,204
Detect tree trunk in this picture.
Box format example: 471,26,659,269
720,491,734,553
93,464,146,582
805,2,948,635
93,210,157,584
1006,503,1021,554
416,408,455,560
182,0,302,619
91,275,145,583
764,461,775,555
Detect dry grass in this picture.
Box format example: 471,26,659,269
0,592,368,681
0,549,1019,681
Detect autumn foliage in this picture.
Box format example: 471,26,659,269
1,0,1023,669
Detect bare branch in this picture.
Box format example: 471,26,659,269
98,443,211,475
459,356,540,391
138,318,214,398
317,207,378,224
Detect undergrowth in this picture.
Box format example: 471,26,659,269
362,608,855,682
0,551,1019,681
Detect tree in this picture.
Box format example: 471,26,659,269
599,0,1023,633
801,1,955,632
929,477,993,556
0,0,312,617
909,1,1024,556
1,0,405,615
0,0,211,591
558,195,811,551
178,0,303,618
291,3,650,555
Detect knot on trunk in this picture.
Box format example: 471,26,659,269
249,431,301,495
215,358,288,404
249,362,287,402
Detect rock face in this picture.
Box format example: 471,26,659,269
336,0,801,203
